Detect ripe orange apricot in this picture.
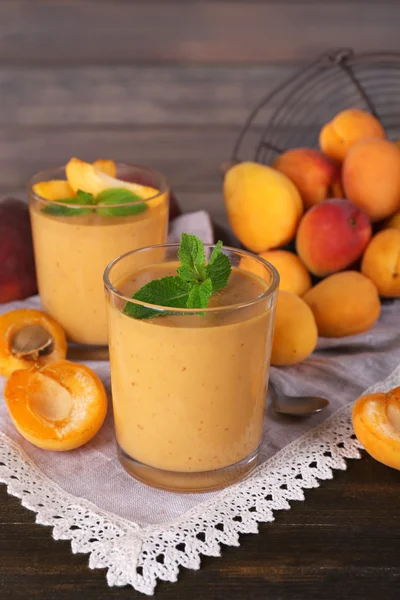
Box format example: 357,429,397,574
320,108,385,162
4,360,108,451
352,386,400,470
0,309,67,377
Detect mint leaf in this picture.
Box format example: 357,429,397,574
208,240,223,265
176,264,199,283
123,276,190,319
187,278,213,309
178,233,206,281
42,189,95,216
206,244,231,292
124,234,232,319
76,189,95,204
96,188,147,217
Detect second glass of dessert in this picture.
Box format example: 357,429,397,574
104,236,279,492
28,158,169,346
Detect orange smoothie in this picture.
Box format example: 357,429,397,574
30,203,168,346
106,262,276,489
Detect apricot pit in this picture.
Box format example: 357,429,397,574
0,309,67,376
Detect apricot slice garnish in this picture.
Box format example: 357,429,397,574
352,386,400,470
4,360,108,451
66,157,159,200
0,309,67,377
32,180,75,201
93,159,117,177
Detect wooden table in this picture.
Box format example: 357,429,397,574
1,1,400,598
1,454,399,599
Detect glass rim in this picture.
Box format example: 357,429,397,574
27,162,170,209
103,243,280,314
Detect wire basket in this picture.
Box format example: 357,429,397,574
230,48,400,166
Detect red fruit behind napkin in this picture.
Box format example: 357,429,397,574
0,197,37,303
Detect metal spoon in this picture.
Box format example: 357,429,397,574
269,382,329,416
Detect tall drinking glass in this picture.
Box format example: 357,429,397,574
28,164,169,346
104,244,279,492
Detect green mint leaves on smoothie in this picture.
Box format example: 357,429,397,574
186,278,213,309
42,189,95,216
177,233,207,282
96,188,148,217
123,233,232,319
42,188,148,217
205,240,232,292
126,277,192,320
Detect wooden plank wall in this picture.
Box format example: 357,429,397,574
1,0,400,223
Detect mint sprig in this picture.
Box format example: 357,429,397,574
96,188,148,216
42,189,95,216
123,233,231,319
41,187,148,217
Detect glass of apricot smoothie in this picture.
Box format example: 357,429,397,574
28,158,169,346
104,236,279,492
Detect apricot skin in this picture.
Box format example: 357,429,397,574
296,198,372,277
224,161,303,253
259,250,311,296
342,139,400,222
352,387,400,471
320,108,385,162
272,148,340,209
361,229,400,297
0,309,67,377
4,360,108,451
271,291,318,366
303,271,380,338
384,211,400,230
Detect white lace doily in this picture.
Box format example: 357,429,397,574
1,362,399,595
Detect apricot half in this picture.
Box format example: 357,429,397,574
93,159,117,177
32,180,75,200
352,387,400,470
0,309,67,377
66,157,159,200
5,360,108,451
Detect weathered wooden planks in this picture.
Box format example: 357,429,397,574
1,1,399,64
0,65,297,126
0,126,268,190
1,454,400,599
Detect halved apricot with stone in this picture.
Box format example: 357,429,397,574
4,360,108,451
32,180,75,200
352,387,400,470
0,309,67,377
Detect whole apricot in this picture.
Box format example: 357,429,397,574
342,138,400,222
223,161,303,253
320,108,385,162
352,386,400,471
273,148,341,208
361,229,400,297
296,198,372,277
259,250,311,296
271,291,318,366
303,271,380,337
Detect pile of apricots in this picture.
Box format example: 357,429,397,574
224,108,400,367
225,108,400,471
